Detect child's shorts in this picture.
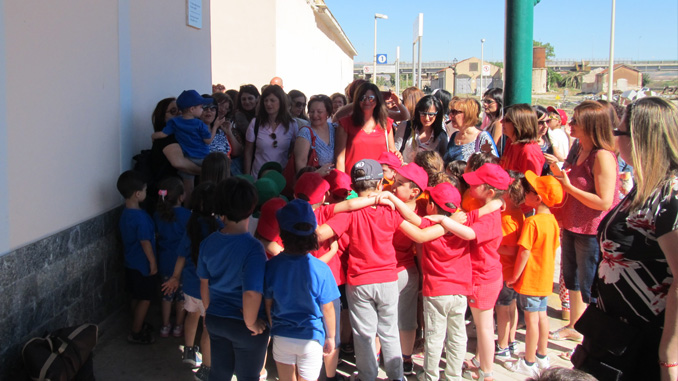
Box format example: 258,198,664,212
178,157,204,180
272,336,323,380
517,294,548,312
397,266,419,331
125,268,158,301
161,275,185,303
468,278,502,310
183,294,205,316
495,282,518,306
338,284,349,310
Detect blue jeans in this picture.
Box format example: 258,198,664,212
205,314,270,381
561,229,599,304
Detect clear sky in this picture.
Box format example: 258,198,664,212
324,0,678,64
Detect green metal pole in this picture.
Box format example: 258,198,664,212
504,0,534,107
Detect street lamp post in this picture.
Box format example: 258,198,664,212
373,13,388,84
480,38,485,96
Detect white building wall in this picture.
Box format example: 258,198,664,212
0,0,211,253
211,0,355,97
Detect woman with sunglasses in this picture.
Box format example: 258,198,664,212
571,97,678,381
335,82,398,173
401,95,448,164
548,100,619,344
481,88,507,156
533,105,565,176
201,95,240,161
243,85,298,177
288,89,309,124
442,98,497,164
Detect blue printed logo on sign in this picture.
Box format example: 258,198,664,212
376,54,387,64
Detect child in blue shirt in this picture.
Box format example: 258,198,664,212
153,177,191,338
117,170,157,345
197,177,269,381
265,199,340,381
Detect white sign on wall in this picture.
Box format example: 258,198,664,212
187,0,202,29
482,65,491,75
363,66,373,74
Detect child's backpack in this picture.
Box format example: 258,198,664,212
22,323,98,381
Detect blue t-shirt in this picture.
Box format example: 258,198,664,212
163,117,211,159
119,208,156,275
196,231,266,320
177,216,223,299
265,253,340,344
153,207,191,277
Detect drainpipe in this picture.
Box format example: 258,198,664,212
504,0,534,107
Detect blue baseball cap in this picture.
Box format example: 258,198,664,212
276,199,317,236
176,90,213,109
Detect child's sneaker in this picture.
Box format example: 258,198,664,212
173,324,184,337
193,364,210,381
183,345,198,366
506,357,538,377
494,342,511,361
127,330,155,345
536,354,550,370
403,359,414,375
160,324,172,338
508,341,518,356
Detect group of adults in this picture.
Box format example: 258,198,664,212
147,76,678,380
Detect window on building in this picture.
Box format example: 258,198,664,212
470,62,478,72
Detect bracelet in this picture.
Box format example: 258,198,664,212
659,361,678,368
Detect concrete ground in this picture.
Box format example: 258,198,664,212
94,293,578,381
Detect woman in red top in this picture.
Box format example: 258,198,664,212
335,83,397,173
500,104,545,176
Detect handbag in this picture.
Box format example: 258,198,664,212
22,323,98,381
571,305,663,381
281,126,319,198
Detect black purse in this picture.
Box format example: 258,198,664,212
571,305,663,381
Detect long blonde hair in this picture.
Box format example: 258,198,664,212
627,97,678,210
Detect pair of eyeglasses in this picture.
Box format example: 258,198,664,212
294,101,306,108
420,111,437,117
612,128,630,137
538,119,549,125
482,99,496,105
360,95,376,103
548,115,560,121
202,105,216,111
449,109,463,116
270,133,278,148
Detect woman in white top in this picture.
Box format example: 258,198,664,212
244,85,298,177
401,95,448,164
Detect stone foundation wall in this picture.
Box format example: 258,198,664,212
0,206,125,378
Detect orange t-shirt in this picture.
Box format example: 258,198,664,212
461,189,483,212
382,177,394,193
514,213,560,297
499,208,524,280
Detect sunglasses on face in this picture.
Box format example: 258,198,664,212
482,99,496,105
360,95,376,103
538,119,548,125
420,111,437,117
202,105,216,111
294,101,306,108
449,109,463,116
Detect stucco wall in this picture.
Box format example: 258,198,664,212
211,0,354,97
0,0,211,254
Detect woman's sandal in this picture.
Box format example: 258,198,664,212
462,367,494,381
548,326,582,342
558,349,574,361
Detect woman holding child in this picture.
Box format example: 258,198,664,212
243,85,299,177
572,97,678,381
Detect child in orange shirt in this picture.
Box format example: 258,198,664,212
505,171,563,377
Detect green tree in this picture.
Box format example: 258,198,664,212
490,61,504,69
547,68,562,89
533,40,555,60
642,73,651,87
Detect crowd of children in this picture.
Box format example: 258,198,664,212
116,82,604,381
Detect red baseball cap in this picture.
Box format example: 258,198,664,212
256,197,287,242
395,163,429,191
324,169,352,198
462,163,511,190
547,106,568,126
377,151,402,169
427,182,461,213
294,172,330,205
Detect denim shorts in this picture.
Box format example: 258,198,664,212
561,229,600,304
495,282,518,306
517,294,548,312
161,275,184,303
